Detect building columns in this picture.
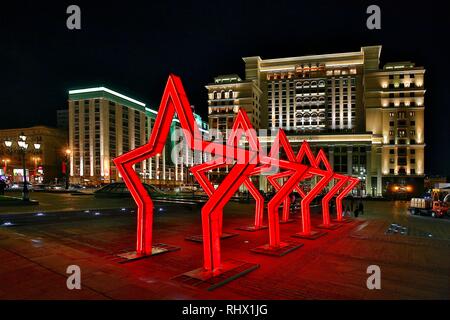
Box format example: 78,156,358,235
347,147,353,176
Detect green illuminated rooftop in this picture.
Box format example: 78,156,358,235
68,87,149,113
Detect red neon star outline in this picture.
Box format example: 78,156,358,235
113,74,222,256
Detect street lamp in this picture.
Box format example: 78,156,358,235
65,148,71,190
3,133,40,201
4,140,12,148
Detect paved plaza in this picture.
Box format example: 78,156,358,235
0,196,449,299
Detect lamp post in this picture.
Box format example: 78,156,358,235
4,133,41,201
65,149,71,190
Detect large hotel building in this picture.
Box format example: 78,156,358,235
207,45,425,197
68,87,208,186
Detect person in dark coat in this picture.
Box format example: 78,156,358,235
358,200,364,215
0,179,6,196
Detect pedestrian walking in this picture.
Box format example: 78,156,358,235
0,179,6,196
344,197,351,217
358,200,364,215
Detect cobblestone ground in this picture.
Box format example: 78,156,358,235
0,199,449,299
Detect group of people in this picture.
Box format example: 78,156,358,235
343,196,364,217
242,189,364,218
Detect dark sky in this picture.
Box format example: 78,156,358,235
1,0,449,176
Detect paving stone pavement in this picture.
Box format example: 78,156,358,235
0,200,449,299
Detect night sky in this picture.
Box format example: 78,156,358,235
1,1,449,176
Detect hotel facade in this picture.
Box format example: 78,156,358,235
68,87,208,186
207,45,425,197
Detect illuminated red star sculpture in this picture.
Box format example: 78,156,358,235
190,110,308,273
113,74,360,287
113,75,306,279
113,74,206,258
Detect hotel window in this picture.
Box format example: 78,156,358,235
397,129,407,138
390,169,395,174
410,169,416,174
389,130,394,136
389,75,394,79
389,149,395,155
410,158,416,164
410,120,415,126
410,149,415,155
398,157,407,166
389,112,395,117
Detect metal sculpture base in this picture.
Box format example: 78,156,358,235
316,223,343,230
251,240,303,256
185,232,239,243
291,230,327,240
117,243,180,263
173,259,259,291
236,225,268,232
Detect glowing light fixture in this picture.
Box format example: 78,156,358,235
69,87,146,107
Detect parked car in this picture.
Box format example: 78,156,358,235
174,184,198,193
46,184,65,190
9,181,33,190
94,182,166,198
33,183,49,191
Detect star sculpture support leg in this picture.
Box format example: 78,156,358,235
175,160,261,289
258,129,301,225
250,161,308,257
316,174,349,230
186,109,264,239
333,177,360,223
184,160,239,242
113,74,206,260
291,168,334,240
236,177,268,232
267,172,305,224
174,109,263,288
